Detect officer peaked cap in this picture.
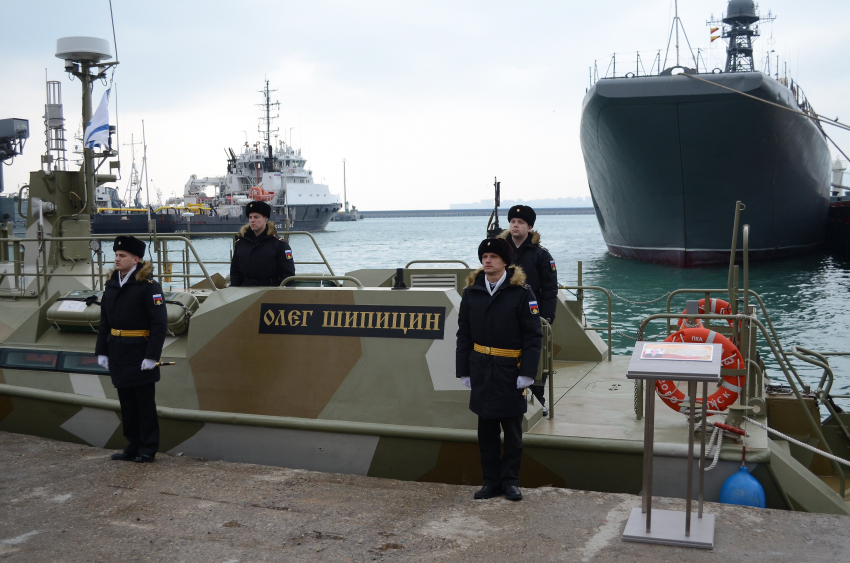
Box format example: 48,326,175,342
507,205,536,227
478,237,513,265
113,236,146,259
245,200,272,219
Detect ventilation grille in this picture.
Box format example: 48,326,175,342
410,274,457,288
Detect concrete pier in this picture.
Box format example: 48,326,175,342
0,431,847,562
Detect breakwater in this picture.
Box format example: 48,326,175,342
358,207,594,218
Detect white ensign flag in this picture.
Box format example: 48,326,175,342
83,88,111,150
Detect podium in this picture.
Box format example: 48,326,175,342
623,341,722,549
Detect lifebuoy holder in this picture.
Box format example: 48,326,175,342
654,327,745,413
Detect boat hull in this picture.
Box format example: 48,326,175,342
580,72,831,266
91,204,341,235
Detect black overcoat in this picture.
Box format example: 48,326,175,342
500,230,558,323
95,262,168,389
456,266,543,419
230,221,295,287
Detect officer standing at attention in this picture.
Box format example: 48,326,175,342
96,236,168,463
230,200,295,287
498,205,558,414
456,237,542,501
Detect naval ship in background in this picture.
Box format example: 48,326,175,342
92,81,341,234
580,0,832,266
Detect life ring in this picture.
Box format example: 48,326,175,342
654,328,745,413
677,298,733,329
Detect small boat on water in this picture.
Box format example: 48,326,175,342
581,0,832,266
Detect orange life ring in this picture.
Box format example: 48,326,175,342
677,298,733,329
654,327,745,413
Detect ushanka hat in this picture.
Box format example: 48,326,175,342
113,236,146,258
245,200,272,218
478,237,513,265
507,204,536,227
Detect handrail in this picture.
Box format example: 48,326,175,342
404,260,470,268
560,285,612,361
639,311,846,498
665,287,807,389
280,275,363,288
0,230,337,294
788,346,850,445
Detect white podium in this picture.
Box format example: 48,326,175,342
623,341,723,550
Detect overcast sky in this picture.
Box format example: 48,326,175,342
2,0,848,209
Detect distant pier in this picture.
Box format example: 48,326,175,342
357,207,595,219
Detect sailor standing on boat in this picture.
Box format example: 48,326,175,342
96,236,168,463
456,237,542,501
499,205,558,415
229,200,295,287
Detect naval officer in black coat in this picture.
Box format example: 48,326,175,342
498,204,558,413
456,237,543,501
229,200,295,287
96,236,168,463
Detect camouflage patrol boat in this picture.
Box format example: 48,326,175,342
2,37,849,516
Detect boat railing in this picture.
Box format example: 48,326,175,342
561,284,612,362
636,310,847,498
0,230,336,300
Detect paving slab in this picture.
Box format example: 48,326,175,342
0,431,847,562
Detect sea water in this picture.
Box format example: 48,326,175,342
156,214,850,411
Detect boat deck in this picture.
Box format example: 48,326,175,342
530,357,767,453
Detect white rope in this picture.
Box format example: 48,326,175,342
701,425,723,471
706,409,850,469
743,415,850,468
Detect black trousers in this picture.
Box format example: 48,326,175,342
531,375,547,406
116,383,159,457
477,415,523,488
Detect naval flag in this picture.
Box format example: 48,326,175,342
83,88,111,150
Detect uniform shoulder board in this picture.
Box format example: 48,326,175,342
523,283,532,290
146,279,153,284
539,244,548,251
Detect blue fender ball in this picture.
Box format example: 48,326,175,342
719,466,766,508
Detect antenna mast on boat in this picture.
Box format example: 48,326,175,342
258,80,279,173
662,0,697,70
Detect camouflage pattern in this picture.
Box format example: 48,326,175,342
0,170,847,513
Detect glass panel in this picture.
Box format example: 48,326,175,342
0,349,59,369
59,352,108,374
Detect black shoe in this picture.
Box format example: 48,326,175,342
474,485,502,499
111,452,136,461
504,485,522,501
133,454,155,463
542,406,549,417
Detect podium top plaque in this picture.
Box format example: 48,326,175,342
625,342,722,382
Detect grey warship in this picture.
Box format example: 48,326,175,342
580,0,831,266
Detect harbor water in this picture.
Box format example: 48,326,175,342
160,214,850,411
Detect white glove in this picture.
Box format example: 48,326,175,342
140,359,158,371
461,377,471,389
517,376,535,389
97,355,109,370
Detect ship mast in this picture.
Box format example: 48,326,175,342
258,80,279,173
716,0,774,73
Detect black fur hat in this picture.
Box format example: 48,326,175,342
478,237,513,265
113,236,146,258
507,204,536,227
245,200,272,218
